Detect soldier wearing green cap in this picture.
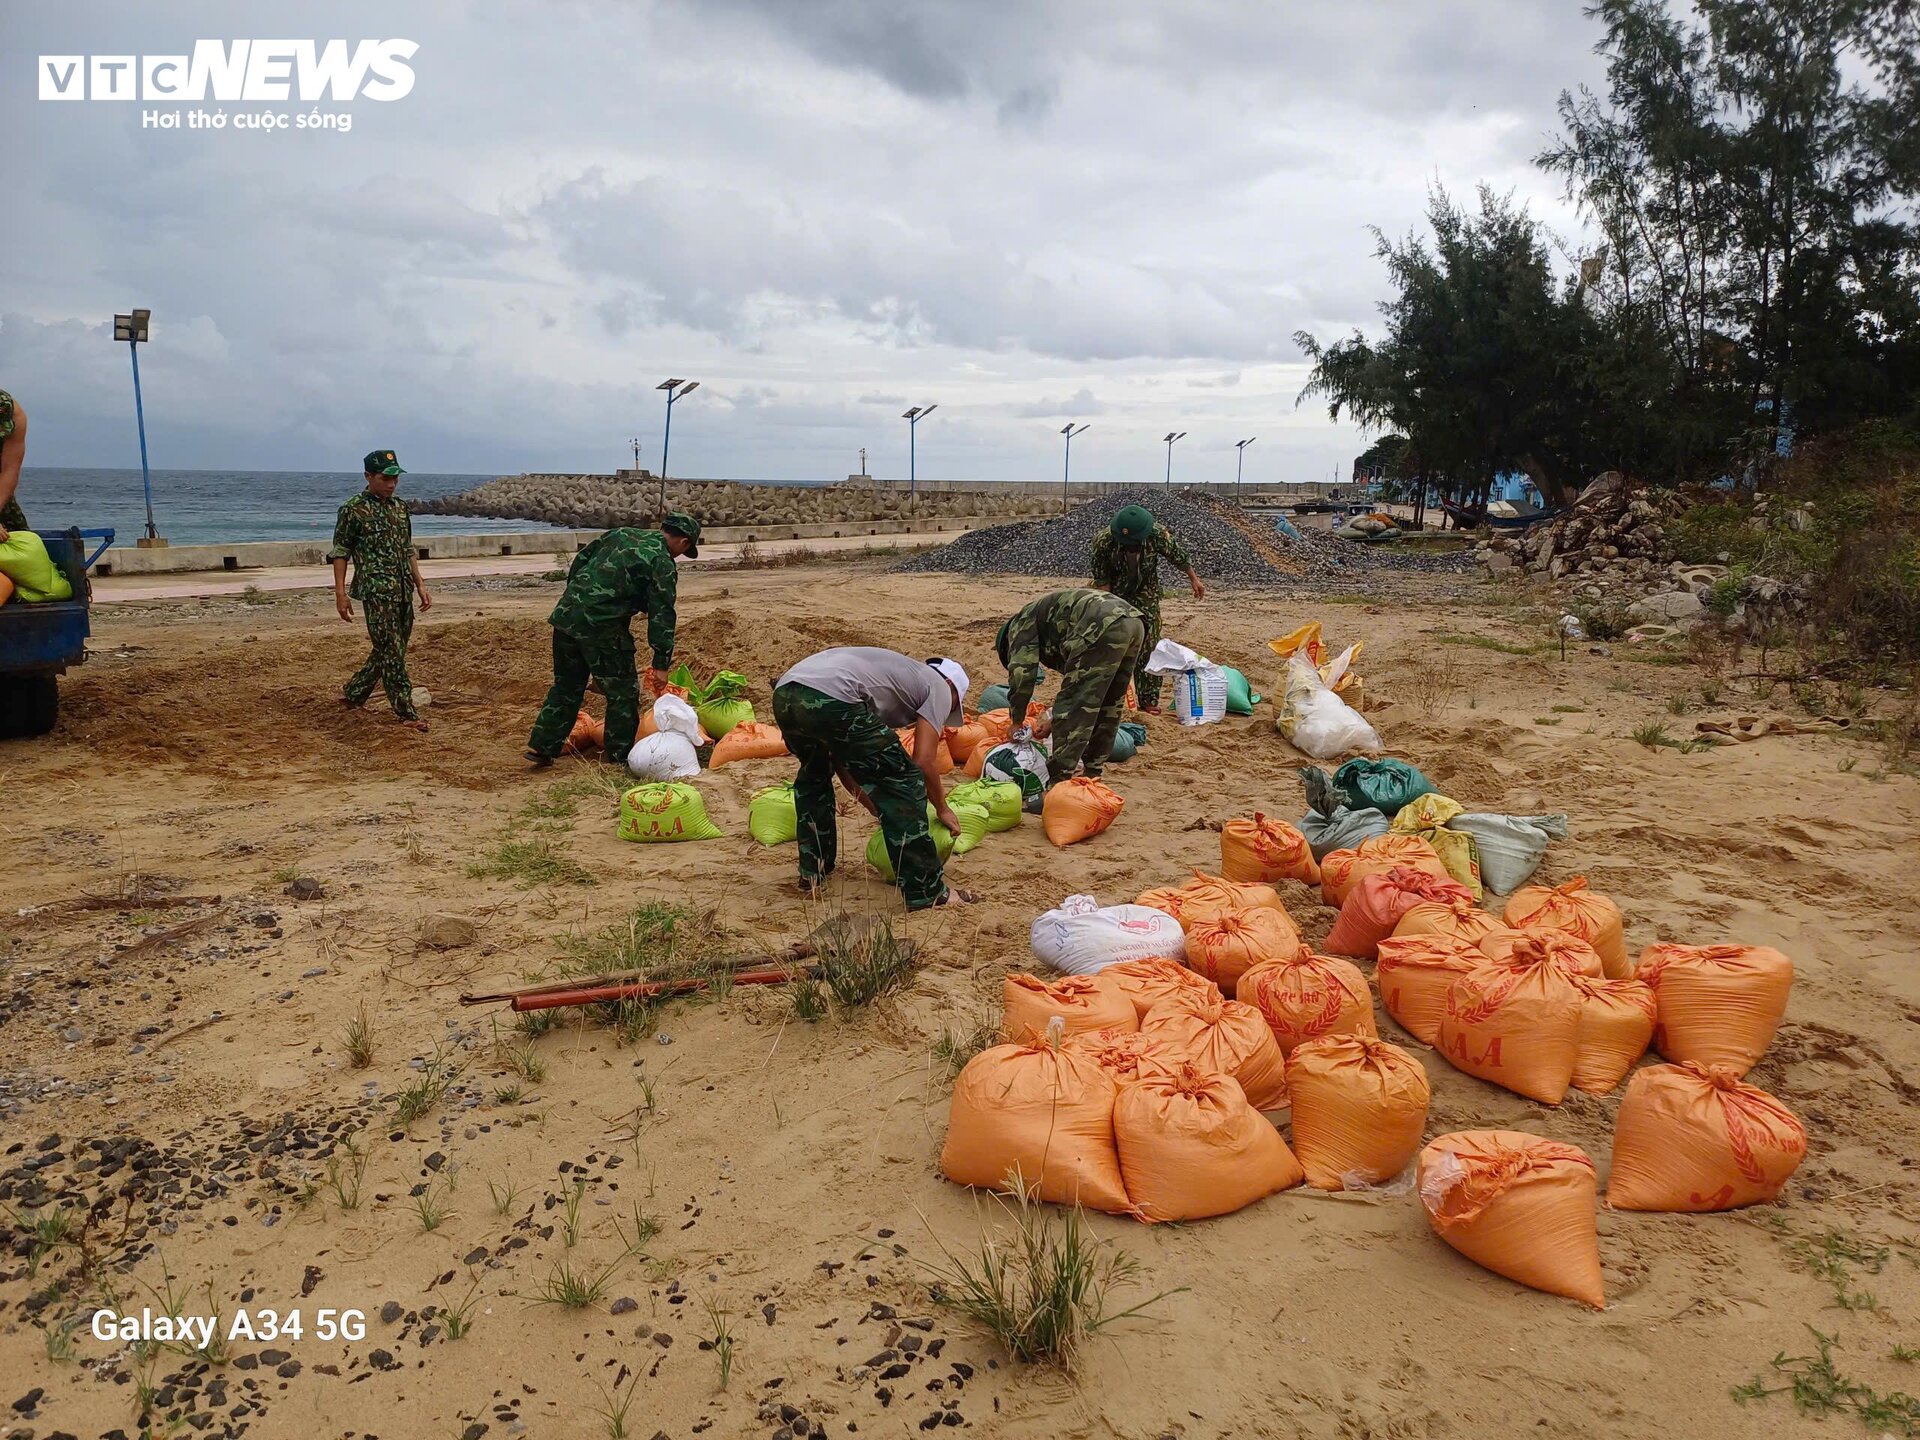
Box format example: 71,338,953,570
1088,504,1204,714
331,449,432,730
995,588,1147,785
525,513,701,767
0,389,29,540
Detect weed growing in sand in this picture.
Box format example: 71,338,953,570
412,1179,455,1233
1666,693,1691,715
492,1026,547,1084
395,1041,466,1127
614,1203,662,1259
925,1173,1183,1371
788,976,829,1022
41,1314,82,1363
1734,1326,1920,1431
495,1083,526,1105
561,1178,588,1247
1400,652,1464,718
326,1134,370,1210
932,1016,997,1079
1632,721,1673,749
636,1076,659,1116
1702,681,1722,705
701,1298,736,1390
1551,703,1585,713
556,900,702,975
535,1257,617,1309
12,1203,77,1275
1789,1230,1890,1310
342,1004,375,1069
442,1279,481,1340
488,1176,524,1216
815,916,918,1010
466,839,597,889
271,865,301,884
1893,1344,1919,1364
596,1371,642,1439
1436,632,1548,656
1534,716,1564,726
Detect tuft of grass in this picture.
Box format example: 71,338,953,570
488,1175,524,1216
561,1177,587,1247
788,977,829,1022
816,916,918,1010
1550,703,1585,713
1666,693,1691,716
924,1173,1183,1370
442,1279,481,1340
271,865,301,884
342,1003,375,1069
614,1203,662,1258
394,1040,466,1127
596,1372,642,1439
1632,721,1673,749
932,1015,997,1079
326,1134,370,1211
13,1204,76,1276
1734,1326,1920,1431
41,1315,82,1363
535,1257,617,1309
494,1031,547,1084
702,1298,736,1391
1435,632,1548,656
1788,1229,1890,1311
411,1179,455,1233
466,839,597,889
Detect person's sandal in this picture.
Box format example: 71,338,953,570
523,748,553,768
928,888,976,908
402,718,430,733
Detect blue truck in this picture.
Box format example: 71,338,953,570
0,528,113,739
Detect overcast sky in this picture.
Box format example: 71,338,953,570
4,1,1608,483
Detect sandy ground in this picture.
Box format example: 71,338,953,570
3,560,1919,1440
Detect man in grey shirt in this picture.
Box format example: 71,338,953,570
772,648,974,910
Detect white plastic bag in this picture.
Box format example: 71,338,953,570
1450,813,1571,895
626,733,700,781
650,694,703,743
1276,653,1381,759
1144,638,1207,674
1029,895,1187,975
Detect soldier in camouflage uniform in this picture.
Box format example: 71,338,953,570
996,588,1147,784
1088,504,1205,712
330,449,432,730
525,513,701,767
0,390,29,538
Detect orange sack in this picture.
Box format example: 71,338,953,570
1477,928,1604,980
1220,813,1321,886
1002,973,1137,1043
1320,834,1453,908
0,572,13,605
1636,943,1794,1075
562,710,604,755
1099,957,1221,1023
1569,975,1656,1095
1374,935,1485,1047
1435,953,1584,1104
1287,1035,1431,1190
1137,871,1285,928
1606,1062,1808,1212
944,720,990,764
1114,1065,1305,1222
1066,1026,1183,1087
1325,867,1474,960
1042,777,1125,847
1393,896,1515,949
895,727,955,776
709,721,789,767
1237,948,1377,1057
940,1039,1131,1213
1139,990,1291,1110
1505,877,1628,978
1182,905,1302,998
1418,1130,1605,1308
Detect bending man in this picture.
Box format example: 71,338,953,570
996,588,1147,785
526,512,701,767
772,648,974,910
1088,503,1203,714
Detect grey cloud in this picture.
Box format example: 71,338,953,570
1012,388,1107,418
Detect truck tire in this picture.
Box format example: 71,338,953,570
2,675,59,738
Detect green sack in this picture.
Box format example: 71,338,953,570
695,697,755,739
0,532,72,602
747,783,798,846
1109,721,1148,763
1332,757,1433,815
618,782,724,842
866,805,958,881
977,682,1011,714
947,780,1023,833
1223,666,1261,715
947,801,991,855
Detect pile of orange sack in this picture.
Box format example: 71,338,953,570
940,807,1806,1310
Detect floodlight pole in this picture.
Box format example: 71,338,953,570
656,379,699,516
1163,431,1186,492
115,308,160,543
1235,437,1256,498
903,404,937,498
1061,422,1088,512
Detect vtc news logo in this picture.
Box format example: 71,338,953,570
39,40,418,102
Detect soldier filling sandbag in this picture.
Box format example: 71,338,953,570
996,588,1147,788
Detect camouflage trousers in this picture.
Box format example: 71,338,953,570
1050,615,1146,782
0,496,25,533
343,596,417,719
772,682,947,910
528,625,640,763
1112,590,1164,708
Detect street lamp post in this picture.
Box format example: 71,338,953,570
629,436,641,471
113,308,163,546
902,404,937,498
1235,437,1256,498
1162,431,1186,492
1060,422,1088,512
655,379,700,516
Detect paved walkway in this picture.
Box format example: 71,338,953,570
92,531,947,603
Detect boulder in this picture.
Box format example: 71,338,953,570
420,914,479,951
1626,589,1705,624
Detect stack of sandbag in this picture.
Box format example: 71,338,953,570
1607,1062,1807,1211
1450,812,1570,895
1417,1131,1605,1307
1181,905,1302,997
1504,877,1629,978
1375,934,1486,1046
1635,942,1793,1074
980,736,1051,810
1325,866,1474,960
709,721,787,767
1386,793,1483,897
1029,895,1186,975
1068,1026,1183,1086
946,779,1024,833
1139,989,1291,1110
1309,757,1433,817
1098,957,1221,1022
1435,945,1584,1104
1320,833,1454,907
1286,1035,1431,1190
1237,946,1377,1056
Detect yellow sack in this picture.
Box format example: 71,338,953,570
618,782,724,842
0,532,73,603
1390,794,1482,898
1268,622,1363,698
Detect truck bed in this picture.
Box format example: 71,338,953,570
0,531,93,676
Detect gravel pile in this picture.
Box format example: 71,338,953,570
898,487,1472,587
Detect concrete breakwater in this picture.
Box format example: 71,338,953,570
413,473,1057,530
